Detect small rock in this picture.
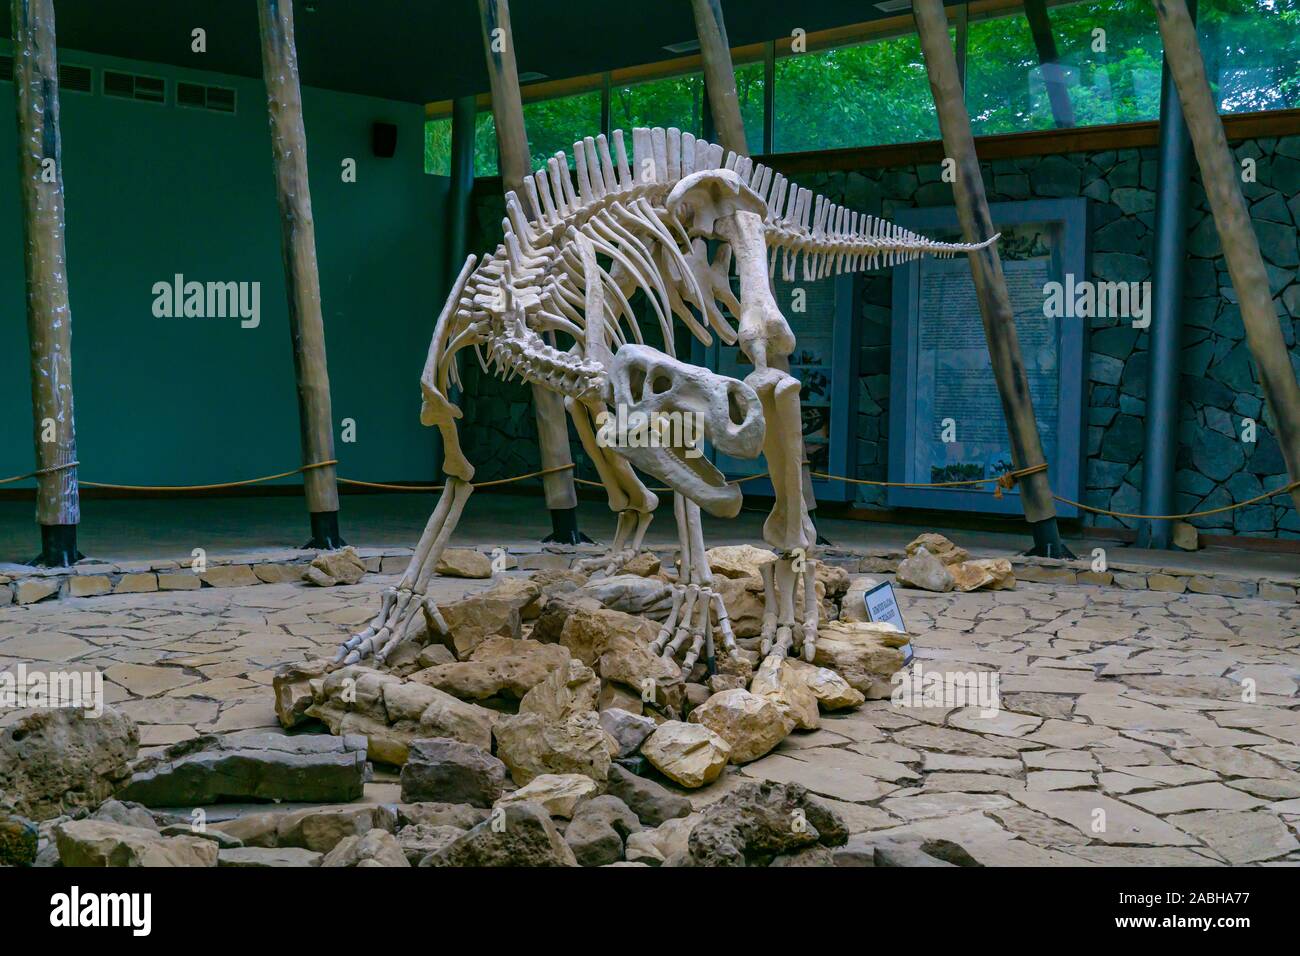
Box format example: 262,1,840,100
90,799,158,831
641,721,730,788
625,813,699,865
605,764,693,827
784,658,865,711
322,828,410,867
414,638,571,701
518,658,599,722
750,655,819,730
400,738,509,807
623,552,661,576
423,801,577,867
436,548,493,579
15,578,60,604
949,558,1016,592
904,533,969,565
302,546,367,587
495,773,600,818
706,545,776,579
813,621,910,697
598,708,657,757
686,780,848,867
397,824,464,864
218,846,323,867
564,795,640,866
159,824,242,849
688,688,791,763
1173,521,1199,551
493,712,615,785
0,813,38,866
895,546,955,592
432,593,522,659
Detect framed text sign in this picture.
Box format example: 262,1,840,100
887,198,1087,517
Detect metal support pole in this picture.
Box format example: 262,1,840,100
13,0,81,566
1151,0,1300,517
257,0,343,549
762,40,775,154
447,96,476,279
913,0,1070,557
476,0,585,543
1137,0,1195,549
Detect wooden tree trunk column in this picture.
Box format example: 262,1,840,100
690,0,747,154
1151,0,1300,515
913,0,1068,556
477,0,584,542
257,0,342,548
13,0,81,566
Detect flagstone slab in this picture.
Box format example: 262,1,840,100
1014,791,1197,846
737,751,898,803
1172,810,1300,865
1172,746,1294,780
104,663,201,697
1123,783,1267,814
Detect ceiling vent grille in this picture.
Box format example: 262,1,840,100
103,70,165,104
177,81,236,114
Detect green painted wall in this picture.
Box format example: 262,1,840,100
0,47,448,490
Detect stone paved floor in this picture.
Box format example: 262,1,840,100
2,571,1298,865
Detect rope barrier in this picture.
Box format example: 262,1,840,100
1,455,1295,521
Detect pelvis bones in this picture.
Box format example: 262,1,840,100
334,126,995,675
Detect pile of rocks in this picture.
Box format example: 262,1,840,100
894,533,1016,593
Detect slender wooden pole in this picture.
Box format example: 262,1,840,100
690,0,747,154
913,0,1068,556
257,0,342,548
1151,0,1300,514
477,0,584,542
13,0,81,566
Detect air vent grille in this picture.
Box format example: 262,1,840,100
59,64,92,93
177,80,236,114
103,70,165,104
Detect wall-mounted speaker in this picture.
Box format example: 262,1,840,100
371,121,397,158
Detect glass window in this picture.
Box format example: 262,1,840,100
473,112,499,176
424,117,452,175
523,89,603,167
610,72,707,136
1050,0,1165,128
735,60,766,151
967,9,1064,135
773,32,940,152
1199,0,1300,113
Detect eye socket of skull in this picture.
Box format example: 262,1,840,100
610,345,764,459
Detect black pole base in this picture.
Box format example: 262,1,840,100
810,509,832,546
1024,517,1076,560
542,506,593,545
30,524,84,568
302,511,346,550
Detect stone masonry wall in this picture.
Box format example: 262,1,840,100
464,134,1300,539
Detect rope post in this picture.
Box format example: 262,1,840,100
476,0,587,544
913,0,1071,559
13,0,82,567
257,0,344,549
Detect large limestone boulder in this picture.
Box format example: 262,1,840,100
949,558,1016,592
784,658,865,711
577,575,674,618
422,801,577,867
713,575,766,637
493,711,616,785
495,773,599,818
641,721,730,788
217,804,396,854
564,794,640,866
685,780,848,867
905,533,969,565
518,658,599,722
706,545,776,579
432,591,522,660
625,813,700,866
399,738,509,807
688,689,791,764
116,732,368,807
218,846,323,867
558,605,653,666
413,638,571,702
436,548,493,578
273,660,329,729
813,621,909,697
396,824,464,865
749,655,819,730
54,820,218,867
895,546,955,592
0,706,138,821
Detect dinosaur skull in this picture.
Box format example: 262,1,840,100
665,168,767,239
605,344,763,518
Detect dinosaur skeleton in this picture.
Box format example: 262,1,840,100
333,126,995,675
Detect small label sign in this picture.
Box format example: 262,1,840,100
865,580,913,665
